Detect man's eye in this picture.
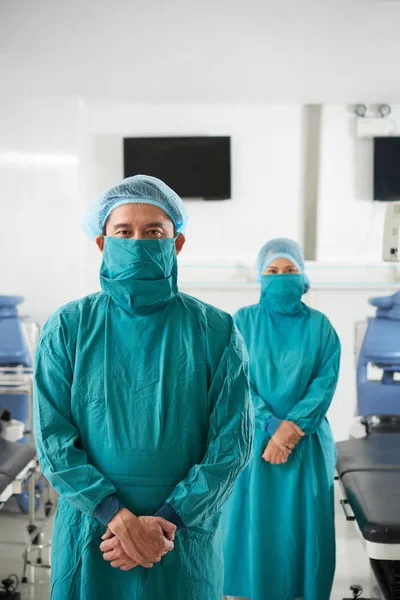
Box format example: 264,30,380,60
117,230,130,236
148,230,162,237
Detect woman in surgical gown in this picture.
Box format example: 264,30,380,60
222,238,341,600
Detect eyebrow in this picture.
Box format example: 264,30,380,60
111,221,168,230
267,265,295,269
111,222,132,230
144,221,168,229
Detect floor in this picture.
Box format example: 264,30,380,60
0,482,370,600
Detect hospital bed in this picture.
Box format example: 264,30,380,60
337,415,400,600
0,435,36,509
0,407,56,584
0,296,56,584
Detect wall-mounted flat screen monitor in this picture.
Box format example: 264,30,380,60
123,136,231,200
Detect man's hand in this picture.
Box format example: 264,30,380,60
101,528,138,571
262,438,291,465
272,420,304,450
107,509,176,568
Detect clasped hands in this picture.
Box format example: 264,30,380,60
100,508,176,571
262,420,304,465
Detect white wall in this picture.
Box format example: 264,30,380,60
0,97,86,325
88,103,306,263
89,102,400,266
317,105,398,262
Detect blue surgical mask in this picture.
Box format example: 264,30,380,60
100,236,178,314
260,274,304,315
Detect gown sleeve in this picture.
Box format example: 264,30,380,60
250,384,282,435
34,325,117,517
285,317,341,435
234,311,282,435
155,322,254,530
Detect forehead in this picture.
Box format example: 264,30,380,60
107,202,173,226
267,257,296,269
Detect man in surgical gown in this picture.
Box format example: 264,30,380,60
222,238,340,600
34,175,254,600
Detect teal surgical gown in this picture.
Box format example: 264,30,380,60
34,237,253,600
222,277,340,600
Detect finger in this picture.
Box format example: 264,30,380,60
293,424,305,436
100,538,120,552
112,559,137,569
152,555,162,563
102,528,114,541
157,518,177,538
111,559,127,568
142,553,162,565
120,563,138,571
103,550,120,562
162,539,174,552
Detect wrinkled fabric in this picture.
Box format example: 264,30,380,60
256,238,310,292
34,237,253,600
222,279,340,600
82,175,188,240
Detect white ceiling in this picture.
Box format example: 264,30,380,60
2,0,400,103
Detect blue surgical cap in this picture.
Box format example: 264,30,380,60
257,238,310,292
82,175,188,240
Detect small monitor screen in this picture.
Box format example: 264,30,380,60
374,137,400,201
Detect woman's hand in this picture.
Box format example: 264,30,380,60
262,439,291,464
272,420,304,449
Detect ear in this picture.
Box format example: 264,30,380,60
96,235,105,253
175,234,186,256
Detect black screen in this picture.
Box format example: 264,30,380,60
123,137,231,200
374,137,400,201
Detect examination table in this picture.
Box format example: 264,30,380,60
0,437,36,508
337,415,400,600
